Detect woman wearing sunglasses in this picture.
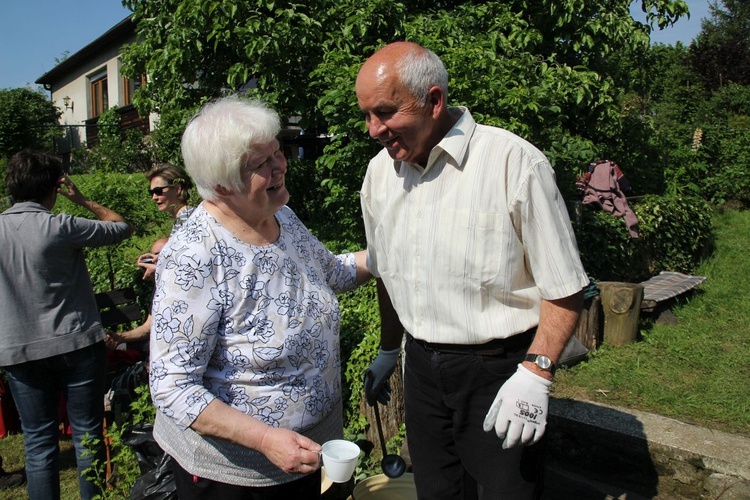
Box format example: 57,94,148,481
107,165,197,353
137,163,196,280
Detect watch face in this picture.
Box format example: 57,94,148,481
536,355,552,370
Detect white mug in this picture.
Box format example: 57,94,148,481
321,439,360,483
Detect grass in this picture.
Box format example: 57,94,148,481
553,208,750,436
0,433,80,499
1,209,747,498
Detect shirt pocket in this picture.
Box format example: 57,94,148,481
434,210,504,281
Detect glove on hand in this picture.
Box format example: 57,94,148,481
482,364,552,449
364,347,400,406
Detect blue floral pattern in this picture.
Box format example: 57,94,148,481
150,204,358,433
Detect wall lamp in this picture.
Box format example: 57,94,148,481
62,96,74,112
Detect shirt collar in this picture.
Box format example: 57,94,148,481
2,201,50,215
392,106,476,176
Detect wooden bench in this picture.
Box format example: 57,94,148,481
639,272,706,324
95,287,143,330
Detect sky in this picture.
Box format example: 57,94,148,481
0,1,132,90
631,0,712,46
0,1,713,91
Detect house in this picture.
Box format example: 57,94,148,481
35,14,321,164
35,15,152,156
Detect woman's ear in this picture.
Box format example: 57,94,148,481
214,184,231,197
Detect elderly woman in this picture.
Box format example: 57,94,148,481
149,96,370,499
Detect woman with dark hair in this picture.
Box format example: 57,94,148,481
0,150,133,500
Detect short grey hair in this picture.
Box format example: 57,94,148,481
181,95,281,201
397,46,449,106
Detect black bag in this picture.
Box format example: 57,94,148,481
108,361,148,426
129,453,177,500
122,423,177,500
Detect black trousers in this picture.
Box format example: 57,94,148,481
404,332,545,500
171,458,322,500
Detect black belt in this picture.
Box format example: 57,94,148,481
407,328,536,356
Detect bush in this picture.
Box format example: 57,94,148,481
573,194,713,283
70,107,156,175
54,172,173,297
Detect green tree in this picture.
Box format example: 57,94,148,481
120,0,689,239
70,106,155,174
689,0,750,91
0,87,61,159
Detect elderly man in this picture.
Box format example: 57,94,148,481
358,42,589,499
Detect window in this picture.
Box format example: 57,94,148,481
90,74,109,117
123,74,146,106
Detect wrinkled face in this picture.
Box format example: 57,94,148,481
356,68,436,165
149,176,183,215
233,139,289,218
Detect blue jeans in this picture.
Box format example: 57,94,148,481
5,341,107,500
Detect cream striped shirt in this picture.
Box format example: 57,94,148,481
361,107,589,344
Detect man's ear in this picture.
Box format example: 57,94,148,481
427,86,446,118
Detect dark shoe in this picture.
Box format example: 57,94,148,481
0,468,25,489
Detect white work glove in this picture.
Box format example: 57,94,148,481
482,364,552,449
364,347,400,406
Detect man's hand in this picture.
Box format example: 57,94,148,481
482,364,552,449
364,347,400,406
56,176,87,206
104,331,120,350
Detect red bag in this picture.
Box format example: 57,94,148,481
0,376,22,438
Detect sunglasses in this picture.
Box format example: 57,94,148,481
148,184,175,196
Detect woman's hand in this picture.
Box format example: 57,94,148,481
259,427,323,475
189,399,322,475
137,253,159,281
104,331,121,350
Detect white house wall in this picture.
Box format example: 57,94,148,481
49,40,133,149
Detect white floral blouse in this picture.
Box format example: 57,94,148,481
149,203,358,486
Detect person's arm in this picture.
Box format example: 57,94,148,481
483,289,583,448
57,176,133,232
376,279,404,351
364,279,404,405
190,399,322,475
353,250,373,285
523,290,583,381
107,314,153,348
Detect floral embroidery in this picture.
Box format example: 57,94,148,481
150,205,358,433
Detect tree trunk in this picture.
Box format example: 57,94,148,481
599,282,644,346
573,295,603,350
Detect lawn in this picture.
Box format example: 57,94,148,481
553,208,750,436
0,434,79,500
1,209,748,498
